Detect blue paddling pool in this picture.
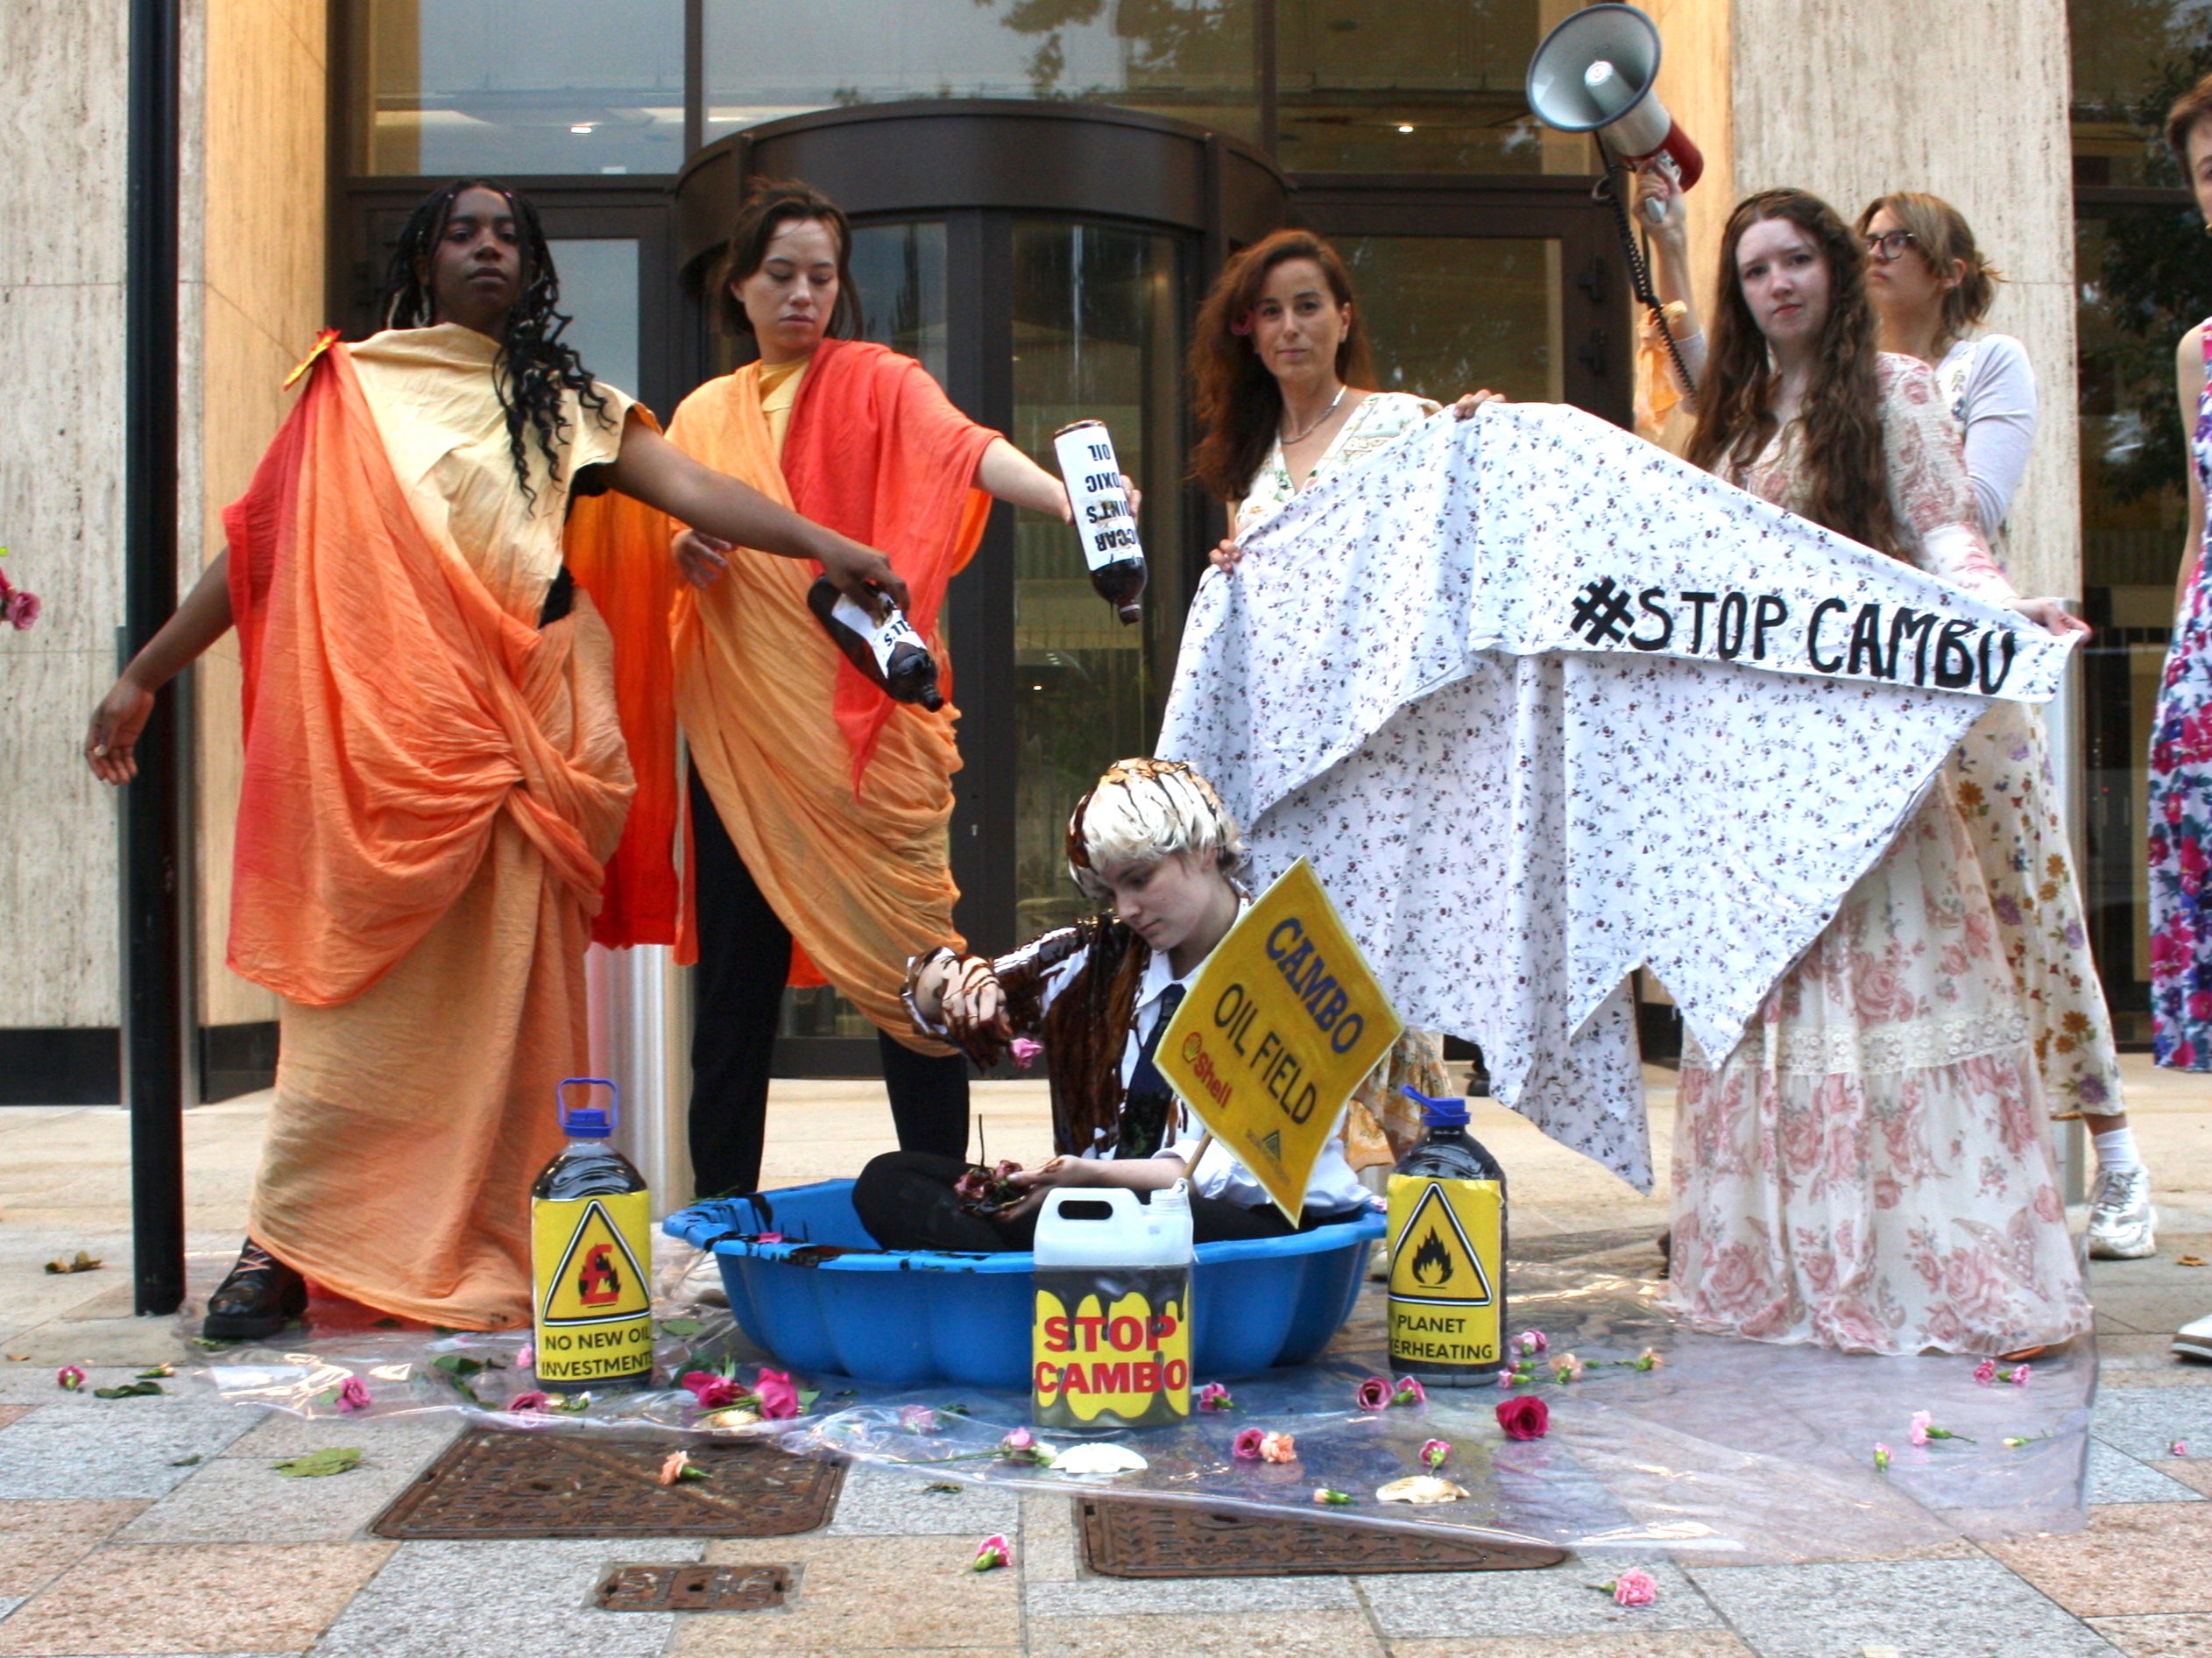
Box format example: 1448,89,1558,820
664,1180,1384,1388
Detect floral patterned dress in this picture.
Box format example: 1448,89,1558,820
2147,322,2212,1069
1669,356,2091,1355
1239,390,1450,1166
1937,342,2126,1113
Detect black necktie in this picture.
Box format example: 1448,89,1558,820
1117,983,1186,1160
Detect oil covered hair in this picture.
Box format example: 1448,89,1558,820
713,176,862,341
376,178,610,505
1189,229,1375,505
1686,188,1900,557
1065,758,1247,902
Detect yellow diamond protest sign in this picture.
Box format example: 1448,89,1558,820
1153,858,1403,1222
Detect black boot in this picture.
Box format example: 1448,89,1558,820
202,1240,308,1340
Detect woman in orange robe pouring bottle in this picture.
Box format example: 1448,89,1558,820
668,179,1100,1201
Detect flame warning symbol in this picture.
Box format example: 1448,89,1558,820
1388,1180,1495,1307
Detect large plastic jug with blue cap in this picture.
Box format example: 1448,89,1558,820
1387,1086,1508,1383
530,1078,654,1388
1031,1182,1192,1429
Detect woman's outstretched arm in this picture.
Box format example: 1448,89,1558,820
85,549,234,784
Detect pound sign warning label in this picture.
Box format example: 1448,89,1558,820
532,1192,654,1385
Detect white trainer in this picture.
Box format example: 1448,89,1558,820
2086,1166,2158,1261
2176,1313,2212,1365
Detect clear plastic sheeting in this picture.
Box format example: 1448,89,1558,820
190,1246,2093,1563
782,1265,2095,1564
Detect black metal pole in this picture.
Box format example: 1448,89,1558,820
124,0,187,1317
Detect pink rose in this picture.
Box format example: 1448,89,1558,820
971,1534,1011,1572
1196,1382,1233,1412
1419,1438,1450,1471
1495,1396,1550,1441
1392,1376,1426,1406
753,1369,802,1420
55,1365,84,1393
1610,1567,1658,1607
1258,1431,1297,1464
1010,1038,1044,1072
336,1375,372,1412
6,589,39,631
2008,1365,2031,1387
1513,1330,1548,1357
1972,1358,1996,1386
1354,1376,1391,1411
507,1391,553,1414
681,1371,741,1410
1232,1427,1266,1459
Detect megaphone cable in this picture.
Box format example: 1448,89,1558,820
1594,159,1699,403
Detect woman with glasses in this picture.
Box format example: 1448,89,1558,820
1652,185,2089,1356
1853,192,2154,1264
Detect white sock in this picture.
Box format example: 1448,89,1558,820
2093,1127,2143,1176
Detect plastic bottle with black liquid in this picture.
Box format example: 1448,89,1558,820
1385,1086,1509,1383
1051,419,1148,625
806,577,943,709
530,1079,655,1390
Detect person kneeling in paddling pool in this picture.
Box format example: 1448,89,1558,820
854,758,1376,1252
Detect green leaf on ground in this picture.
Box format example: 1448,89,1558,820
136,1365,175,1379
169,1454,201,1467
658,1317,703,1337
274,1448,362,1478
92,1380,164,1399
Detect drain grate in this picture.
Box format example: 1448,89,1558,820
1078,1498,1566,1577
596,1563,795,1612
371,1429,845,1540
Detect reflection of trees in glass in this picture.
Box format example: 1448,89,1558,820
2087,19,2212,504
981,0,1247,100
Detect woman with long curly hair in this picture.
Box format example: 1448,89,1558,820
1659,188,2091,1356
1189,229,1495,1168
81,180,906,1336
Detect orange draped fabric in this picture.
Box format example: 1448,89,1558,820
226,345,633,1004
668,338,997,1046
222,342,635,1328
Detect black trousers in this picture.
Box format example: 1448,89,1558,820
852,1150,1314,1252
689,769,970,1201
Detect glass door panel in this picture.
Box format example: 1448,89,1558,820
545,238,640,396
1008,221,1184,937
1335,235,1563,404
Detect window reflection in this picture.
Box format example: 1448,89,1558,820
547,239,640,395
1010,222,1182,937
1276,0,1585,174
356,0,683,176
1339,236,1562,403
704,0,1258,145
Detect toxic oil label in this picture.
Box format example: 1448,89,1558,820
532,1191,654,1385
1386,1176,1502,1372
1032,1269,1191,1429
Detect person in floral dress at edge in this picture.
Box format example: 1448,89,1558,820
1630,185,2091,1355
1193,228,1492,1176
2150,73,2212,1364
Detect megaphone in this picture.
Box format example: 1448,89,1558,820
1527,4,1703,208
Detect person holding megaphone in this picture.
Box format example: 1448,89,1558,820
1638,185,2090,1358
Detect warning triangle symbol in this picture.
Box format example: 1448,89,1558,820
541,1199,652,1326
1388,1181,1495,1306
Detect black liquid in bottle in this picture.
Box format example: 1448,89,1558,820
1052,419,1147,625
531,1079,654,1389
1386,1087,1509,1383
806,577,944,709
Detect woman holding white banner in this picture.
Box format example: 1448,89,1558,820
1662,187,2090,1356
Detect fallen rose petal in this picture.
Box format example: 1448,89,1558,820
971,1533,1012,1571
515,1343,534,1370
336,1375,372,1412
2173,1440,2191,1457
756,1231,785,1244
2007,1365,2032,1387
1232,1427,1265,1459
1392,1376,1426,1406
1909,1410,1933,1448
1259,1431,1298,1464
1354,1376,1391,1411
54,1365,84,1393
1495,1395,1549,1441
1609,1568,1659,1607
507,1391,553,1414
680,1371,741,1410
1010,1038,1044,1072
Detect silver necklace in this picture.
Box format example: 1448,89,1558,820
1280,385,1346,446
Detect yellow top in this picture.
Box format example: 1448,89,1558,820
759,356,807,457
348,323,636,621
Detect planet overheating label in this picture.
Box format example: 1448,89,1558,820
1386,1176,1502,1374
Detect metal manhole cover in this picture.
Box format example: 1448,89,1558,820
1077,1498,1567,1577
596,1563,795,1612
371,1429,845,1539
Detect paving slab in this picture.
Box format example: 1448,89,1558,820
2087,1612,2212,1655
1981,1500,2212,1619
824,1464,1023,1537
0,1499,149,1596
1024,1570,1363,1619
1387,1637,1761,1658
2088,1439,2208,1504
1029,1610,1384,1656
0,1542,388,1656
2091,1385,2212,1462
115,1443,437,1544
684,1533,1020,1654
0,1393,260,1499
310,1538,703,1658
1687,1555,2127,1656
1358,1559,1715,1640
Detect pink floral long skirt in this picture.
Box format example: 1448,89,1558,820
1669,787,2092,1356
